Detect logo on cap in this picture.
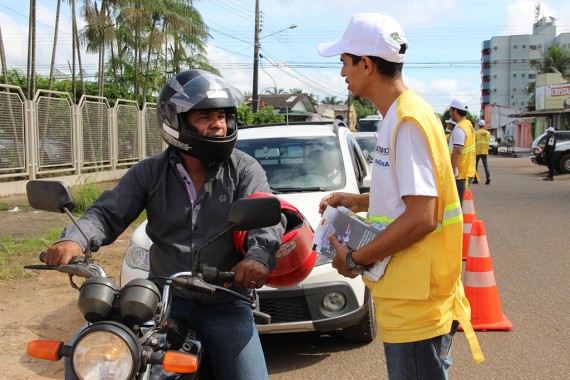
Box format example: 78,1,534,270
390,32,402,42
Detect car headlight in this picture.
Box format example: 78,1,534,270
315,253,332,266
322,291,347,312
124,240,150,271
71,322,140,380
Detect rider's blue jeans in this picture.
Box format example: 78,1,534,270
383,331,454,380
171,296,268,380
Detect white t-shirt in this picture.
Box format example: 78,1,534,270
449,126,466,149
369,102,437,220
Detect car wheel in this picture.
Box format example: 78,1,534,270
342,289,377,343
558,153,570,173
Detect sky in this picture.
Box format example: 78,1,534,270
1,0,570,116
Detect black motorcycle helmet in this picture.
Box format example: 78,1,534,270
156,70,242,163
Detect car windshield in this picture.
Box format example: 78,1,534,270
236,136,345,192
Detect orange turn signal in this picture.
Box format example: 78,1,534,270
162,351,198,374
27,340,63,361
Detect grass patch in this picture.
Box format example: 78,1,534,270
71,181,102,214
0,229,62,281
0,180,147,282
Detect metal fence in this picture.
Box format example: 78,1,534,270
0,84,165,181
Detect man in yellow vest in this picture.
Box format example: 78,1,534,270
449,99,476,204
317,12,483,379
473,119,491,185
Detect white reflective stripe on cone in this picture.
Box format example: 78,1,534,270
463,223,472,233
468,238,490,258
463,200,475,214
464,270,497,288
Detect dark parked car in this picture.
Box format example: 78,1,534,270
530,130,570,173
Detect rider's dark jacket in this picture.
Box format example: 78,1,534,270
59,147,284,302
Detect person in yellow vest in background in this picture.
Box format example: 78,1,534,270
449,99,476,204
316,12,483,379
473,119,491,185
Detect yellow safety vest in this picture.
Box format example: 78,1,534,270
475,129,491,155
365,91,484,363
452,120,476,179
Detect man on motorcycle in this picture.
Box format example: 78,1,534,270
44,69,285,379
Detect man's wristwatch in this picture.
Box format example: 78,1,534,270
346,249,366,275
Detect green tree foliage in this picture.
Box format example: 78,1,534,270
237,104,284,126
321,96,342,105
0,68,149,105
252,105,285,125
237,104,254,126
531,45,570,76
351,98,378,120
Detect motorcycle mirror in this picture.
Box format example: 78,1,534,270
26,180,92,260
26,180,75,213
228,197,281,230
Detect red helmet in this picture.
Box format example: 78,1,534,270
234,192,317,288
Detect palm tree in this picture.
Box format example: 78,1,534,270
26,0,36,99
322,96,342,105
531,45,570,76
48,0,62,90
0,26,8,84
265,87,285,94
81,0,118,96
63,0,86,100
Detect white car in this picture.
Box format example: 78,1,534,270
121,121,377,343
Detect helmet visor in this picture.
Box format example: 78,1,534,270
166,70,243,114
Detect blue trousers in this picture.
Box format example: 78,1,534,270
170,297,268,380
383,329,455,380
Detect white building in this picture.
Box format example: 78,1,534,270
480,15,570,146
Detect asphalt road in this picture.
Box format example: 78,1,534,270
262,155,570,380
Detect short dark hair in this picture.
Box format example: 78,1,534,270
346,53,404,79
450,107,468,117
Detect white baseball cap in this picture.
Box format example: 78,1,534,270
317,13,408,63
478,119,485,127
546,127,555,133
449,99,468,111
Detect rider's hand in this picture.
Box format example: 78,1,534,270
228,259,270,289
44,241,83,266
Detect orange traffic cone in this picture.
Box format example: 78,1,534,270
463,220,513,331
462,189,477,261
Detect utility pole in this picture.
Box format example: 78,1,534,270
252,0,260,112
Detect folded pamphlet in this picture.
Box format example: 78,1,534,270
312,206,390,281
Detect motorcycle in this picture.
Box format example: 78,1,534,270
24,180,281,379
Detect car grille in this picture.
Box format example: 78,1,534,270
259,295,311,323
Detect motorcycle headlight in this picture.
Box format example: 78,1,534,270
71,322,140,380
124,240,150,271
